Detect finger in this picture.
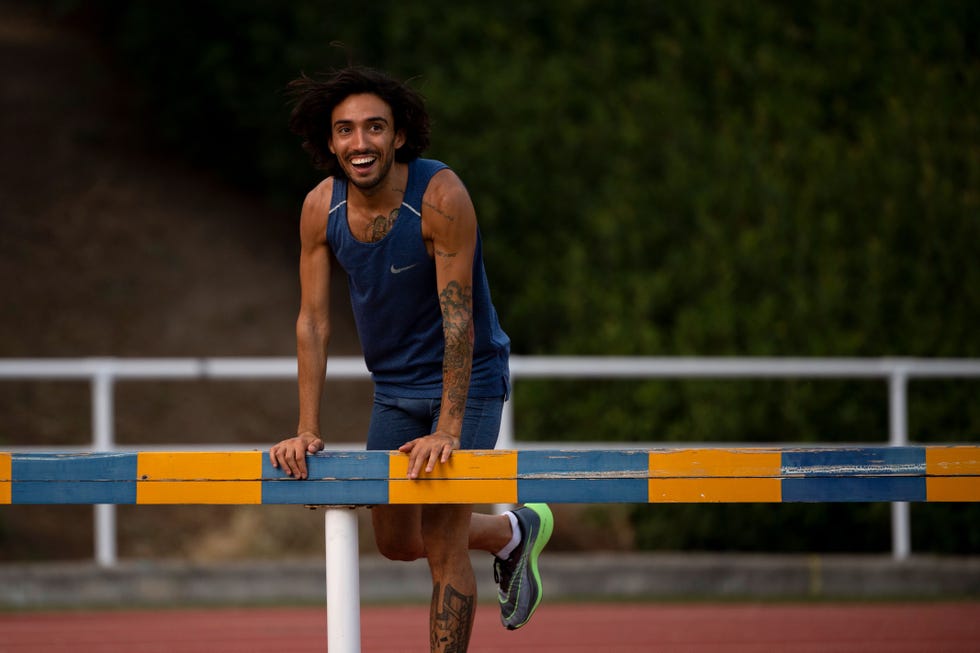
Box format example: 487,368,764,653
407,449,422,479
283,448,303,478
272,443,296,477
398,439,417,454
307,438,324,453
297,450,309,479
279,450,295,477
424,447,441,473
440,444,453,464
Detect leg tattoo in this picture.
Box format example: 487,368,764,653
430,582,475,652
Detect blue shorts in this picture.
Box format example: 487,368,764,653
366,392,504,451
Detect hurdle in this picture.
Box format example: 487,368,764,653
3,446,978,652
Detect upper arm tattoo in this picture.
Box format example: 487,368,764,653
424,199,456,223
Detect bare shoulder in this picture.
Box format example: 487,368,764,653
300,178,334,241
303,177,334,217
421,168,476,227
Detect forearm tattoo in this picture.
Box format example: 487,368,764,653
430,582,475,652
440,280,473,420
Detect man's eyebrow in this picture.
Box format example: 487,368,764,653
333,116,391,127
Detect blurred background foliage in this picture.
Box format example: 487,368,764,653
38,0,980,553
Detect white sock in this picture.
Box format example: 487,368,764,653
494,511,521,560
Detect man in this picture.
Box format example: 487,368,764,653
269,66,553,651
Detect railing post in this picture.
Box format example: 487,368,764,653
91,361,117,567
889,368,910,561
493,396,517,514
499,395,515,451
325,507,361,653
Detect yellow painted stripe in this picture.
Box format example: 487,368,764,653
389,451,518,504
388,450,517,480
389,479,517,504
137,452,262,480
137,480,261,504
137,452,263,504
0,453,10,504
927,477,980,502
926,446,980,476
649,449,782,478
649,478,782,502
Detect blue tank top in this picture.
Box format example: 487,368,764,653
327,158,510,398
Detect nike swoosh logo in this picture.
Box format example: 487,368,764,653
390,263,418,274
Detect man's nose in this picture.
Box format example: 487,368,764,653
352,128,368,149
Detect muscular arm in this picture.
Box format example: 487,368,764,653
270,182,332,479
400,169,478,478
433,181,476,437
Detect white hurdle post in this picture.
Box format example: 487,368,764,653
324,507,361,653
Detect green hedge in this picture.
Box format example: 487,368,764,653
66,0,979,552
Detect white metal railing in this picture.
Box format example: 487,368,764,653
2,356,979,566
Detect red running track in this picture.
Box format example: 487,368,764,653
1,602,978,652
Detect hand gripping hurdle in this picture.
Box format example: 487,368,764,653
3,446,979,651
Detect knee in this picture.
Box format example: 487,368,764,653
420,531,468,571
371,505,425,561
376,534,425,562
419,506,472,568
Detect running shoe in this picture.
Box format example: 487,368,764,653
493,503,554,630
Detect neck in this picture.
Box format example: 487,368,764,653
348,161,408,210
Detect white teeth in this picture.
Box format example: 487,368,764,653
351,156,375,165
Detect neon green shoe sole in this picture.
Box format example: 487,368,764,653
494,503,554,630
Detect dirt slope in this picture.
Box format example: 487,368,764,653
0,2,373,560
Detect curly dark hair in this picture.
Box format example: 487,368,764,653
287,67,431,178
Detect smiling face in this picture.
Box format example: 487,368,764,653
328,93,406,190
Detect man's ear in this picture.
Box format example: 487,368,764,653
395,129,407,150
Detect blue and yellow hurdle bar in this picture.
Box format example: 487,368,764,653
1,446,978,505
